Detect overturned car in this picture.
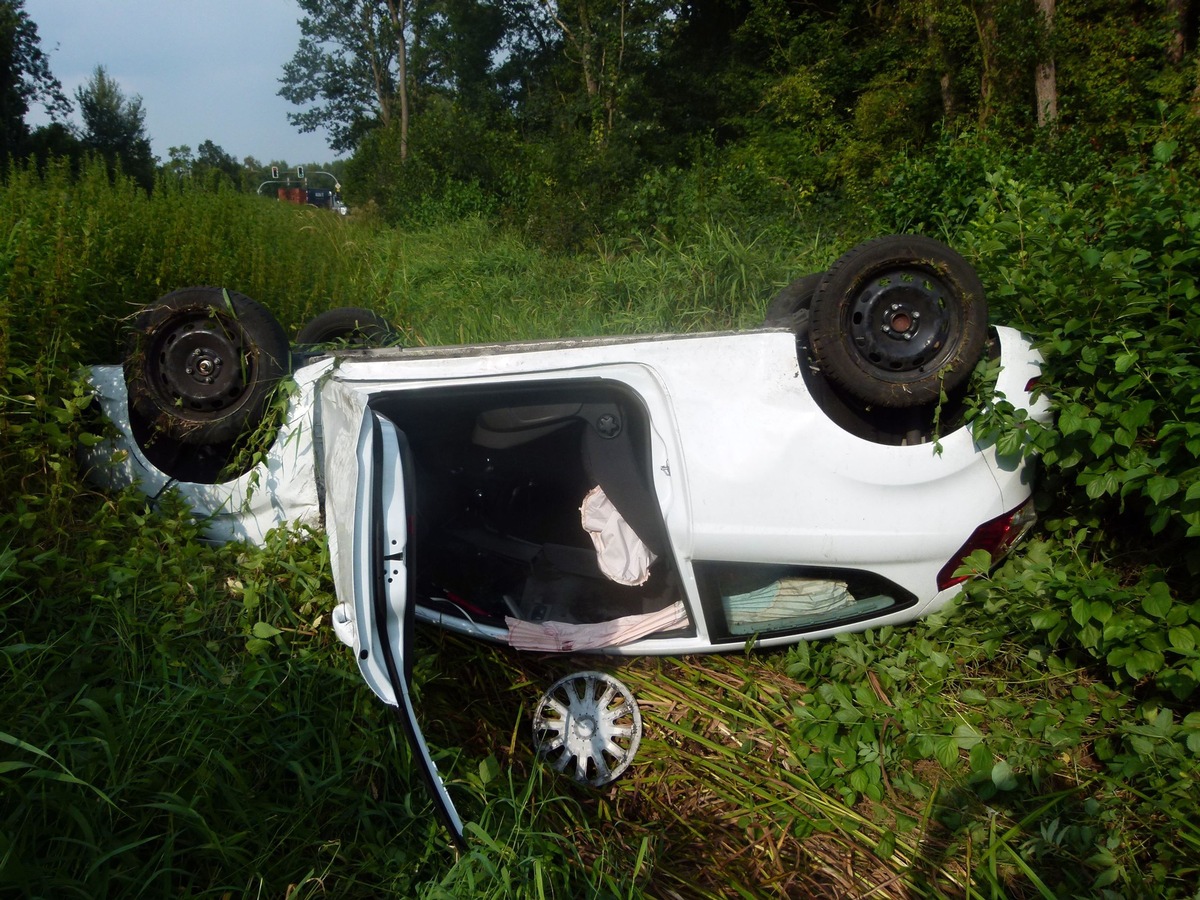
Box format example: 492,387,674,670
85,235,1049,846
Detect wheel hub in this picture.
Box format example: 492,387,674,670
883,304,916,336
191,351,221,379
153,316,249,410
849,268,956,374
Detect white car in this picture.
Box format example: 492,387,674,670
85,235,1049,846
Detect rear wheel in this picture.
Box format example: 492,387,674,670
295,306,397,348
809,235,988,408
125,286,290,446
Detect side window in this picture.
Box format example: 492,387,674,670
693,562,914,640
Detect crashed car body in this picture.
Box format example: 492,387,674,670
85,236,1050,845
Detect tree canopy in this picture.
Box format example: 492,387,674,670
273,0,1200,240
0,0,69,164
75,64,154,189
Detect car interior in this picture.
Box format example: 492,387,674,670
367,381,692,635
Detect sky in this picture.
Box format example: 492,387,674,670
22,0,338,166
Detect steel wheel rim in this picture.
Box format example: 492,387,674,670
147,310,253,415
532,670,642,786
846,265,959,377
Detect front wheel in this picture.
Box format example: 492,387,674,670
763,272,821,335
809,235,988,408
125,287,290,445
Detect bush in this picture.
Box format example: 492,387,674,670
954,139,1200,701
866,123,1105,236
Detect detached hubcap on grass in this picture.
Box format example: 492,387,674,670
533,671,642,787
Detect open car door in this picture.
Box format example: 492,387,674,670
324,391,465,849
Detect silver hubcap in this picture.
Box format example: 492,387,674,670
532,671,642,786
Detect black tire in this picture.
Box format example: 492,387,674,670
295,307,396,348
763,272,821,334
125,287,290,446
809,235,988,408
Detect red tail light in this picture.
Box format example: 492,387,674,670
936,500,1037,591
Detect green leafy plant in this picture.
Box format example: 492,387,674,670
7,132,1200,899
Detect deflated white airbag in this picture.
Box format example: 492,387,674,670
580,485,656,586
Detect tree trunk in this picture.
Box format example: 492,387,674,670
603,0,628,136
971,1,999,125
1168,0,1189,65
385,0,410,161
1034,0,1057,126
365,2,392,128
541,0,626,146
922,8,955,119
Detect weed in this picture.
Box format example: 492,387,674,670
5,146,1200,899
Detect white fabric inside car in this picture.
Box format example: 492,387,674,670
506,600,688,652
721,577,893,635
580,485,657,586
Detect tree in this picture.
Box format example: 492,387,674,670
968,0,1001,125
279,0,411,155
26,120,81,171
503,0,671,147
195,139,241,185
385,0,411,160
165,144,193,177
240,155,266,192
280,0,511,160
76,65,154,189
1034,0,1056,126
0,0,70,164
1168,0,1189,65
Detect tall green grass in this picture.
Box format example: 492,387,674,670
0,492,437,895
0,162,838,898
347,216,831,345
1,160,385,367
6,156,1199,898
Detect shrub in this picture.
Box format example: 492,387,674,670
955,140,1200,701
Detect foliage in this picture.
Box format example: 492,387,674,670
0,477,449,895
0,157,400,372
0,0,69,164
357,213,830,345
868,123,1106,236
160,140,245,190
0,166,458,897
74,65,155,190
945,137,1200,710
777,596,1200,898
267,0,1200,256
345,101,513,229
7,127,1200,898
279,0,404,154
1051,0,1189,145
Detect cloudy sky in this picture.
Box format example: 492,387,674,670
23,0,338,165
